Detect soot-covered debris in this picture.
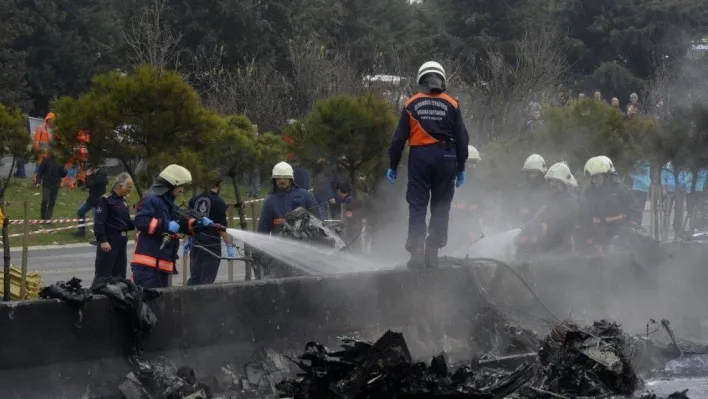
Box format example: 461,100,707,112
39,277,93,327
278,207,345,250
119,359,213,399
277,322,643,399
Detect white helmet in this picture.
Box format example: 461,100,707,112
584,156,612,177
467,145,481,162
417,61,446,85
545,162,574,186
569,174,578,189
159,164,192,187
522,154,547,173
272,161,294,179
597,155,616,173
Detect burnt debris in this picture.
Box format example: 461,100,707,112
277,322,645,399
39,277,93,327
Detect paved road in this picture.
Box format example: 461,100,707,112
7,239,249,286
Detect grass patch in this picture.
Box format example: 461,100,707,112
2,178,267,247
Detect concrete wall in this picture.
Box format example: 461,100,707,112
0,267,486,399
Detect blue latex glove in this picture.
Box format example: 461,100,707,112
168,220,180,233
199,217,213,227
386,168,397,184
183,238,192,254
455,171,465,188
226,246,235,258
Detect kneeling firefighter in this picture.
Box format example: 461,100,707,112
387,60,470,269
447,145,483,254
506,154,549,228
131,164,214,288
514,162,579,257
574,156,634,253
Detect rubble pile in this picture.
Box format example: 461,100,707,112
119,360,213,399
275,323,672,399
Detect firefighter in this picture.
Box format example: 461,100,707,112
447,145,483,253
92,173,135,287
33,112,55,185
333,179,359,244
576,156,634,252
185,176,234,286
387,61,470,269
131,164,213,289
257,161,319,235
515,162,579,256
506,154,549,227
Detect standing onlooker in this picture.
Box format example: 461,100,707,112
36,151,67,221
593,90,603,102
185,177,233,286
293,162,311,190
74,166,109,237
92,173,135,286
313,158,337,219
525,110,544,132
629,93,641,113
32,112,55,185
661,162,691,233
611,97,624,116
629,160,651,226
625,103,639,120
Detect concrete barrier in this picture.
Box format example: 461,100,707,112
0,267,486,399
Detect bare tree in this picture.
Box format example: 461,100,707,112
463,25,567,144
121,0,183,70
287,38,362,116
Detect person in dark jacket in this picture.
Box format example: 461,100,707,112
257,162,319,235
387,60,470,269
505,154,549,228
333,179,359,244
131,164,214,289
574,156,634,253
74,166,109,237
92,173,135,286
293,163,311,190
515,162,579,257
312,159,337,219
36,151,67,220
184,177,233,286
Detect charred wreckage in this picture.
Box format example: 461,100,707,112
33,208,708,399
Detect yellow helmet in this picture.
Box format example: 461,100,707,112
159,164,192,186
584,157,612,177
545,162,574,186
523,154,547,173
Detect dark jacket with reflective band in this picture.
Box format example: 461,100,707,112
388,92,470,172
188,191,228,247
131,194,197,273
517,189,579,251
257,185,319,234
94,191,134,244
579,177,634,245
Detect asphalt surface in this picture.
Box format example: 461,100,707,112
7,239,248,286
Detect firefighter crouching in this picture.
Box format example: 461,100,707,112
514,162,579,257
506,154,549,228
131,164,214,289
448,145,483,254
92,173,135,287
574,156,634,253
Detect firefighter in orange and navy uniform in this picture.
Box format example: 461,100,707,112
387,61,470,269
131,164,214,288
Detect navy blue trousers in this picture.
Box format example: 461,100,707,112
406,145,457,252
